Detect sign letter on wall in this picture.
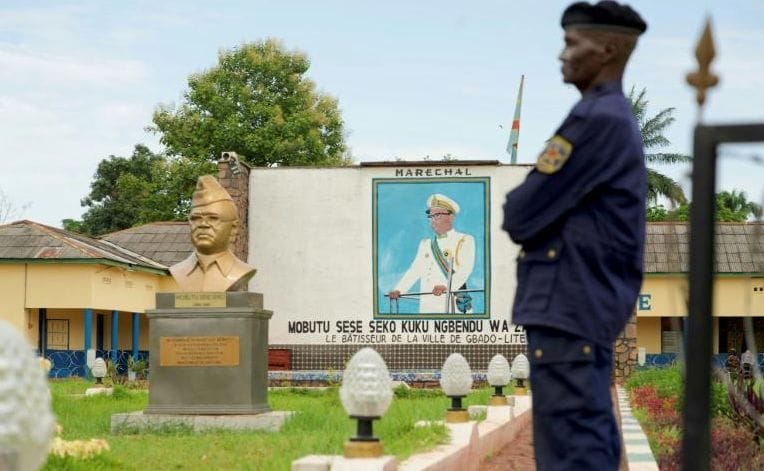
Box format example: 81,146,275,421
638,294,652,311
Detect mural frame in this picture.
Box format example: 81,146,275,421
372,177,491,320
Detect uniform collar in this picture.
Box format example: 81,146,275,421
436,229,455,240
571,80,623,117
587,80,623,97
187,251,236,275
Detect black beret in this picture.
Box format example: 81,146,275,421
561,1,647,35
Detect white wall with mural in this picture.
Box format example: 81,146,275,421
248,163,530,346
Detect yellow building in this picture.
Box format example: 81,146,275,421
636,222,764,365
0,220,188,376
2,218,762,375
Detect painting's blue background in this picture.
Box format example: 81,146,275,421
375,179,488,316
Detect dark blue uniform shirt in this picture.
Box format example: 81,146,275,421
503,81,646,347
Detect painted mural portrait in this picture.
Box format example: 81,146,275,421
373,178,490,319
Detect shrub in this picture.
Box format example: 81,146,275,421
111,385,129,400
127,355,148,377
627,366,683,401
711,378,733,418
628,369,764,471
710,417,764,471
628,366,730,419
654,425,681,470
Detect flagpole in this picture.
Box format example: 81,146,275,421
507,74,524,164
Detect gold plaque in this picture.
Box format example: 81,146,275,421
159,336,240,367
174,292,226,308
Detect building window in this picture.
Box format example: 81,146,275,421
661,317,684,354
46,319,70,350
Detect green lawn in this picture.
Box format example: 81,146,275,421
44,379,494,470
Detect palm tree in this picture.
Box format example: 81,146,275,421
627,86,692,206
716,190,763,221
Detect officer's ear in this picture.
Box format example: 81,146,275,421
600,32,638,66
601,40,617,64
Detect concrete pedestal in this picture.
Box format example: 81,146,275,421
112,410,294,434
291,455,397,471
145,292,273,415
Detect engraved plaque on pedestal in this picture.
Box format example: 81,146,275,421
145,292,273,415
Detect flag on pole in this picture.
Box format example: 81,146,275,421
506,75,524,164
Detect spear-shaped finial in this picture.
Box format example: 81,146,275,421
686,18,719,110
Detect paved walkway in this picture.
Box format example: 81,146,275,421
478,387,655,470
616,386,659,471
477,416,535,471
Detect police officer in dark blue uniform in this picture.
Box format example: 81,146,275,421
502,2,647,469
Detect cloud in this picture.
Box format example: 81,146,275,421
0,96,78,140
92,102,153,127
0,47,148,86
0,91,158,227
0,5,84,44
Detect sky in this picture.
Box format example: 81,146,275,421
1,0,762,227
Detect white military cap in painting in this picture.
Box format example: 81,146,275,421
426,193,460,214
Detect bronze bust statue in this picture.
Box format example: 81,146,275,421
170,175,256,292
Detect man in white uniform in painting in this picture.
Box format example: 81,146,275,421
388,194,476,314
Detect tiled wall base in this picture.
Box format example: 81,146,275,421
269,343,527,371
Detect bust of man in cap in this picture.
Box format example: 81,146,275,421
170,175,256,292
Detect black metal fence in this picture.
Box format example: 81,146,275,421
683,124,764,471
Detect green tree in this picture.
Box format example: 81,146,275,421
646,189,762,223
72,144,161,235
628,87,692,206
715,190,762,222
142,156,217,222
646,204,668,222
150,39,350,167
66,145,214,236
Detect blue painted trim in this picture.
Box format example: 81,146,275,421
83,308,92,352
45,349,149,378
132,313,140,360
111,310,119,362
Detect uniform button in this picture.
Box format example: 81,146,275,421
583,345,591,355
547,249,557,259
534,349,543,359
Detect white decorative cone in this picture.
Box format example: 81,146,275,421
0,320,55,471
487,354,511,387
340,348,393,418
511,353,530,380
440,353,473,397
91,358,107,378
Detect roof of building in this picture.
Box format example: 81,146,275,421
645,222,764,274
109,221,761,275
100,221,192,266
2,219,761,276
0,220,167,273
